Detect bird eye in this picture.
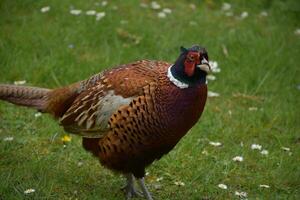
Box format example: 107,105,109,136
187,55,194,61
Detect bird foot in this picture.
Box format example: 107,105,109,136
122,174,143,199
123,183,143,199
137,177,153,200
122,174,154,200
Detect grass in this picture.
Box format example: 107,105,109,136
0,0,299,199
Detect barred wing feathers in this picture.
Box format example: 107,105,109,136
59,60,168,138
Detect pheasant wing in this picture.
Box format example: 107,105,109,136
59,60,165,138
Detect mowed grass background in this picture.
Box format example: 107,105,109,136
0,0,299,199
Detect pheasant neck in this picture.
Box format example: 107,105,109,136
167,66,189,89
168,65,207,89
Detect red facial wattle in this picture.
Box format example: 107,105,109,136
184,52,200,77
184,60,195,77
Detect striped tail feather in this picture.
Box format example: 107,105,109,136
0,84,50,112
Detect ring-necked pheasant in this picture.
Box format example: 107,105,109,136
0,45,210,200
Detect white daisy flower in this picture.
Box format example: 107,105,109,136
218,183,228,190
3,136,14,141
24,188,35,194
248,107,258,111
207,75,216,81
101,1,108,7
212,68,221,73
151,1,161,10
240,11,248,19
157,12,166,18
294,28,300,36
232,156,243,162
201,150,208,155
235,191,247,198
156,177,163,182
189,4,196,10
70,9,82,15
208,91,220,97
14,80,26,85
222,3,231,11
259,184,270,188
34,112,42,118
209,61,221,73
251,144,262,150
40,6,50,13
174,181,185,186
260,149,269,155
260,11,268,17
209,141,222,147
163,8,172,14
86,10,96,16
281,147,290,151
96,12,106,21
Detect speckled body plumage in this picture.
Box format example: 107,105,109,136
78,60,207,178
0,46,210,199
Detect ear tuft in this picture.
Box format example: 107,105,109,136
180,46,188,53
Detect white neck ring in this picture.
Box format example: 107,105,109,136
167,65,189,89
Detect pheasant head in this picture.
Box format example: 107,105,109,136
169,45,211,88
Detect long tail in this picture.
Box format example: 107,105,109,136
0,83,80,117
0,84,50,112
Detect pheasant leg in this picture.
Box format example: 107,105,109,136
123,174,143,199
137,177,153,200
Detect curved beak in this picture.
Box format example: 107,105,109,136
197,57,211,73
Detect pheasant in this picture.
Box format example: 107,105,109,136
0,45,210,200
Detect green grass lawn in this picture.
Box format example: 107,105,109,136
0,0,299,199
